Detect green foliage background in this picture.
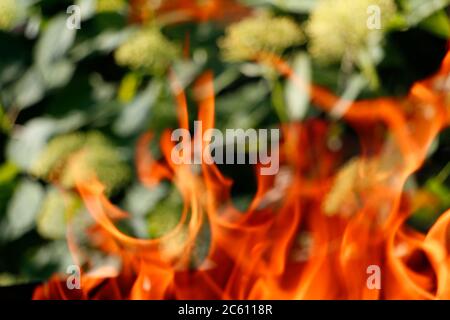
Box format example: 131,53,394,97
0,0,449,286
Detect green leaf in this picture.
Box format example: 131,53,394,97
36,187,81,240
90,73,116,102
7,115,85,170
400,0,450,26
408,207,441,232
271,80,288,122
216,81,270,129
0,61,25,86
285,52,311,121
12,67,45,109
271,0,317,13
34,15,77,89
123,183,169,238
35,15,76,66
356,49,380,91
419,10,450,38
214,67,240,93
27,240,74,278
241,0,316,13
117,72,141,103
0,162,19,219
7,118,57,170
113,80,162,137
147,187,183,239
0,162,19,184
70,28,133,61
0,273,30,287
41,60,76,90
0,105,13,133
1,179,44,241
171,58,205,90
123,183,168,217
75,0,96,21
425,163,450,207
329,74,367,118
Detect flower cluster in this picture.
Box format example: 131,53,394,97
32,132,130,194
96,0,127,13
306,0,396,64
219,14,304,62
0,0,18,30
114,27,179,74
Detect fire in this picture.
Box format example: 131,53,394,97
34,48,450,300
129,0,250,24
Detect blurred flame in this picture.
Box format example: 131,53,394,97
129,0,250,24
34,48,450,300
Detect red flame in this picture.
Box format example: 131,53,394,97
34,48,450,300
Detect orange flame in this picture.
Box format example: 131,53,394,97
129,0,250,25
34,48,450,300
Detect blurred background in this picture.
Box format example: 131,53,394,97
0,0,449,294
